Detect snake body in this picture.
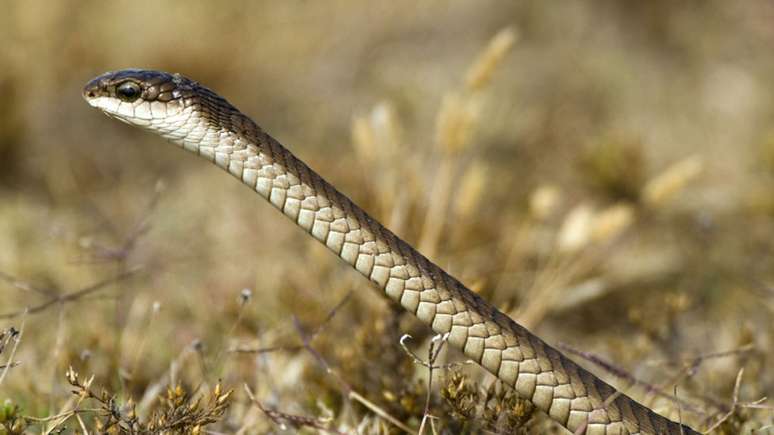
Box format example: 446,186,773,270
83,69,699,435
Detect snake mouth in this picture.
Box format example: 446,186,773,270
83,96,102,109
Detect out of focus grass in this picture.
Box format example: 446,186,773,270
1,1,773,433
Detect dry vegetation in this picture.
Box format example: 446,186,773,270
1,1,773,434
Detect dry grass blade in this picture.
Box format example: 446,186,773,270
465,27,518,91
0,319,23,387
419,26,515,257
642,156,703,207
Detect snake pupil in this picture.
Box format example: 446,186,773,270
116,82,141,102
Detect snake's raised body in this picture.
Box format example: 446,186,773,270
83,70,698,435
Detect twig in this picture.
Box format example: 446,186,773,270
647,344,755,373
0,316,24,386
48,306,68,414
212,288,252,376
25,408,104,423
0,326,19,355
129,301,161,381
285,292,416,433
419,333,449,434
192,339,209,379
349,390,414,434
230,344,304,354
676,386,685,435
137,344,196,416
399,333,475,434
76,181,163,265
243,384,344,434
0,271,53,296
0,267,143,319
703,368,772,433
399,334,475,371
557,342,703,415
650,345,756,412
230,290,352,354
75,413,90,435
292,314,351,393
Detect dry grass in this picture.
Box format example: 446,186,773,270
1,1,773,434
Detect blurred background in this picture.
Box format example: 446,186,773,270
0,1,772,433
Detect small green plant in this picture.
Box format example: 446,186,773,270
0,399,25,435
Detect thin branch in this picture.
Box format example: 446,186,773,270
75,182,163,265
26,408,104,423
646,344,755,373
229,291,352,354
676,386,685,435
704,369,744,433
292,314,351,394
0,267,143,319
418,333,452,435
243,384,344,434
0,326,19,355
703,368,773,433
399,334,474,371
0,316,24,386
349,390,415,434
219,289,252,353
557,342,704,415
650,345,756,413
230,344,304,354
283,292,416,433
0,271,54,296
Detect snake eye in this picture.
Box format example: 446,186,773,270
116,82,142,102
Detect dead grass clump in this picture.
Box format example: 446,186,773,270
48,367,232,434
442,370,535,434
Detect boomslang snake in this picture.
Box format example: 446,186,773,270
83,69,699,435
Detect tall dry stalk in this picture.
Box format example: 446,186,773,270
418,27,517,258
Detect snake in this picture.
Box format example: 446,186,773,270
82,69,700,435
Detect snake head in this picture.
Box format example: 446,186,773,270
83,69,195,126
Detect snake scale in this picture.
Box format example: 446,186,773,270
83,69,699,434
